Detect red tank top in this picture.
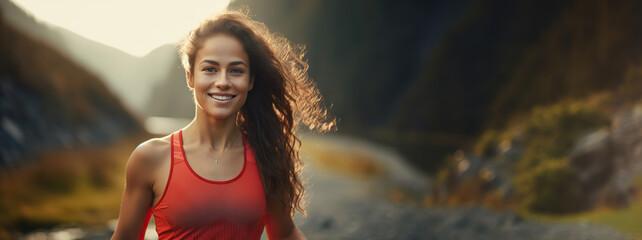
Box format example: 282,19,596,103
146,130,267,239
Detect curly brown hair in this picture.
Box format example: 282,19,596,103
178,7,336,216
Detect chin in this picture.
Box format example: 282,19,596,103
204,108,238,120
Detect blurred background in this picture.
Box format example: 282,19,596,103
1,0,642,239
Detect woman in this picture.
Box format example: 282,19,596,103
111,8,334,240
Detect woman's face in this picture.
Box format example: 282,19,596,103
188,34,253,120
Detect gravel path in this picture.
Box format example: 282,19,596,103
292,164,633,240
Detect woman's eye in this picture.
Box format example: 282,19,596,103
203,67,216,72
230,69,244,75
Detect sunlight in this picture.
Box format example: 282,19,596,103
10,0,231,57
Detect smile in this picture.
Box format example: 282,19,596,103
208,93,236,101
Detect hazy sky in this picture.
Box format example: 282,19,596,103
11,0,231,57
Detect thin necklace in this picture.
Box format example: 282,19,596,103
208,132,240,164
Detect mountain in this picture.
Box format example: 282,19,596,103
393,0,642,133
487,0,642,124
0,0,180,116
0,10,142,166
145,53,195,119
230,0,642,173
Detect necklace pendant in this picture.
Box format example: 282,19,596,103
215,159,219,164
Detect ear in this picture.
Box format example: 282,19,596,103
186,71,194,89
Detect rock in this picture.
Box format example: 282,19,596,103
568,103,642,209
568,128,614,210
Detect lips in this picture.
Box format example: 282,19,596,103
207,93,236,101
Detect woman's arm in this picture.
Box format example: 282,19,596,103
110,143,157,240
264,194,307,240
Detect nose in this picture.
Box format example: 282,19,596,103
214,71,230,89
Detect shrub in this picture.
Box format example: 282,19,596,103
514,158,579,214
518,101,610,171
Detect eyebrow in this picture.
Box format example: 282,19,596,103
199,59,248,67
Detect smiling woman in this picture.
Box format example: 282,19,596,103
110,7,335,240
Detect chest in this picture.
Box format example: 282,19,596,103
153,160,266,228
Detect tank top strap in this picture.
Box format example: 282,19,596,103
171,130,186,164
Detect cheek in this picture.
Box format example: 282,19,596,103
234,77,252,91
194,77,212,90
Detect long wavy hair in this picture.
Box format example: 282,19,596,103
178,8,335,216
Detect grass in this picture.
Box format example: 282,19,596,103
0,133,148,238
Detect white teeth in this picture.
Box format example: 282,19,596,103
209,94,233,101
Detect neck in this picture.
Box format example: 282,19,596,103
183,107,241,151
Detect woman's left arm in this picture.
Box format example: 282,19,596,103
264,194,307,240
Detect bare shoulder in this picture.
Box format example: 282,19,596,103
132,135,172,161
126,134,173,177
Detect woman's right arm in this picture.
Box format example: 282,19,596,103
111,144,156,240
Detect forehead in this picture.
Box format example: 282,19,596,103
195,34,249,64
